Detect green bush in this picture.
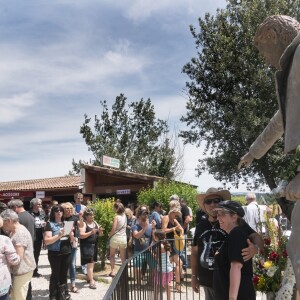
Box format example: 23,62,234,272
137,180,198,228
232,195,247,206
90,198,115,270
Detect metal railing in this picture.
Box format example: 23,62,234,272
103,237,201,300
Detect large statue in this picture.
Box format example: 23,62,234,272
238,15,300,293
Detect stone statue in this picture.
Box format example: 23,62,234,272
238,15,300,293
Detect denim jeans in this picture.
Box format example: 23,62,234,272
0,293,9,300
69,247,77,285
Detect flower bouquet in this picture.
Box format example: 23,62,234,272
252,213,290,298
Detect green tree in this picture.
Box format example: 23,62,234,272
181,0,300,190
72,94,183,179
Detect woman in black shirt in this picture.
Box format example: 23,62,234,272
213,201,256,300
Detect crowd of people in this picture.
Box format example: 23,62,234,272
0,193,104,300
0,187,288,300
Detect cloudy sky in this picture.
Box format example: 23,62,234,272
0,0,255,193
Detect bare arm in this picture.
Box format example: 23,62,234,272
78,212,84,228
79,223,98,239
229,261,243,300
173,218,184,235
191,245,199,293
183,215,193,230
242,234,264,261
109,216,118,238
14,245,25,259
132,219,149,240
44,229,64,246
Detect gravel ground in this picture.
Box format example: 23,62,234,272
32,249,266,300
32,250,110,300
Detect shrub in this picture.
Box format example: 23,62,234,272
90,198,115,270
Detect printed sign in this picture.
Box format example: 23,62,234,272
102,155,120,168
116,189,131,195
36,191,45,198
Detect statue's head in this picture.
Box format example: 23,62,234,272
254,15,300,70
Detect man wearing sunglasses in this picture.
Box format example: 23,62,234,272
191,188,263,300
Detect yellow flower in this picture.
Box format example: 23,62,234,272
257,277,266,289
263,261,273,269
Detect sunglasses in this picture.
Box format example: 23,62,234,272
141,211,149,215
53,208,63,213
204,198,222,205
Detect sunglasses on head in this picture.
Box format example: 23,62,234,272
204,198,222,205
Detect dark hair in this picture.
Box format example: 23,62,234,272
137,205,150,217
49,205,65,222
113,202,125,214
151,201,161,210
0,202,8,213
237,215,246,227
154,230,171,252
83,208,94,219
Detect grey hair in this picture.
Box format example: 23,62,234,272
246,192,256,201
7,199,24,208
0,209,19,223
169,194,179,201
30,198,42,208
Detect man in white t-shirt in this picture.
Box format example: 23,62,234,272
243,192,270,234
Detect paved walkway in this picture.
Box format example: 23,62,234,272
32,249,267,299
32,250,109,299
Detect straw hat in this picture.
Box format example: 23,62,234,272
196,187,231,210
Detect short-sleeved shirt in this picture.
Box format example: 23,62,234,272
45,222,72,255
193,215,255,288
18,211,35,241
131,222,152,252
193,217,227,287
10,224,36,275
149,211,162,229
213,226,256,300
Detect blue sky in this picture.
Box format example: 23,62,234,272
0,0,255,193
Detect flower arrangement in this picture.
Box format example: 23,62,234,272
252,211,289,296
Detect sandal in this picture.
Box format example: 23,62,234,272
89,282,97,289
71,286,79,293
109,273,115,278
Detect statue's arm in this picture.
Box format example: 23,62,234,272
238,110,284,169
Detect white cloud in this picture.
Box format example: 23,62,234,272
0,93,37,124
106,0,227,22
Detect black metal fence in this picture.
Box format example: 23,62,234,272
103,238,201,300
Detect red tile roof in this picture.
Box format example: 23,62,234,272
0,176,81,191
